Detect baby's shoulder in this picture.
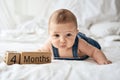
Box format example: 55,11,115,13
78,38,86,43
78,38,89,47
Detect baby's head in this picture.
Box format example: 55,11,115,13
49,9,77,30
48,9,79,49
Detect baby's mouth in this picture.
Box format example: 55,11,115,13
60,45,66,48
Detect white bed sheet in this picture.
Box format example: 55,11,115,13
0,0,120,79
0,40,120,80
0,21,120,80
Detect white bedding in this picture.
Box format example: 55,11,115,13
0,29,120,80
0,0,120,80
0,42,120,80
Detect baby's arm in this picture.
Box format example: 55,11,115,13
38,40,51,52
79,39,112,65
37,40,54,59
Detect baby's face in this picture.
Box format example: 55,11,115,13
49,22,78,49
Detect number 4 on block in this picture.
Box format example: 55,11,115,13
4,51,20,65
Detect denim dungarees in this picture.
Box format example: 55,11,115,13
52,32,101,60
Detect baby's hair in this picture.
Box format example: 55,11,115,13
49,9,77,27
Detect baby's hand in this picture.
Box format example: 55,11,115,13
97,60,112,65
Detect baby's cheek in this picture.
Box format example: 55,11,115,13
67,39,75,47
51,40,59,48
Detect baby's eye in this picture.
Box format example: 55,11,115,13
54,34,60,37
66,33,72,37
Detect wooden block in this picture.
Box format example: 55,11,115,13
4,51,21,65
20,52,51,64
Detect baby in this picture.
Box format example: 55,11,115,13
38,9,112,65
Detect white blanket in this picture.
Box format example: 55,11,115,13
0,21,120,80
0,39,120,80
0,0,120,80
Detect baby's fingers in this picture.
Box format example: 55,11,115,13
107,60,112,64
104,60,112,64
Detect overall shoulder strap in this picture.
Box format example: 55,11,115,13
72,35,89,60
52,45,59,57
72,36,79,57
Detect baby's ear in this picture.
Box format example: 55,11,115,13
77,29,79,33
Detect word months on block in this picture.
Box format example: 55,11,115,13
21,52,51,64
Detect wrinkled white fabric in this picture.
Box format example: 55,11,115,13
0,46,120,80
0,32,120,80
0,0,120,80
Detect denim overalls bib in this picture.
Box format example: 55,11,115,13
52,32,101,60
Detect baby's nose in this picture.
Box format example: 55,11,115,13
60,37,66,43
